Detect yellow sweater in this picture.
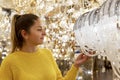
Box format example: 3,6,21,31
0,48,78,80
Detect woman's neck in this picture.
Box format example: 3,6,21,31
20,43,38,53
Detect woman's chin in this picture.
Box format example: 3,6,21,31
39,41,44,44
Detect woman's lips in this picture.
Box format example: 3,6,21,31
40,37,44,39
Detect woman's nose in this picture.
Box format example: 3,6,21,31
42,29,46,36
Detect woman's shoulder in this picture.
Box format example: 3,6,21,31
39,48,53,57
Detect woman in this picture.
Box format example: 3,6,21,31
0,14,89,80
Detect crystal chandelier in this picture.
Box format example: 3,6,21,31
74,0,120,78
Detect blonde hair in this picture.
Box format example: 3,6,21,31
11,14,39,53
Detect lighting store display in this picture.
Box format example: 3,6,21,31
74,0,120,78
0,0,115,80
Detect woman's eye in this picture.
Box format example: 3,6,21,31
37,29,42,31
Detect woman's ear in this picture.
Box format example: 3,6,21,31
21,30,28,40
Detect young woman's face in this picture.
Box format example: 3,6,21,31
26,19,46,45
